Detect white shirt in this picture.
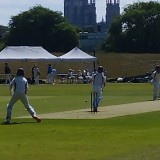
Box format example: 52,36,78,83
33,67,40,77
10,76,28,94
151,71,160,82
92,73,105,87
51,69,57,75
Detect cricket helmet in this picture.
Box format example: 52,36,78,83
98,66,103,73
16,68,24,76
155,65,160,70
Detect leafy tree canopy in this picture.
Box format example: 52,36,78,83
0,25,9,50
103,1,160,53
5,5,79,52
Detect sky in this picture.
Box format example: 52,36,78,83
0,0,159,26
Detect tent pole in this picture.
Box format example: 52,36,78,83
93,49,96,71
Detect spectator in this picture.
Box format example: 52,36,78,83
68,69,75,83
77,69,83,83
47,64,53,84
31,64,36,83
5,63,11,84
51,67,57,84
83,69,92,83
33,65,40,85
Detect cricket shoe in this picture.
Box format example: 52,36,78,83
93,108,98,113
2,121,10,125
32,116,41,123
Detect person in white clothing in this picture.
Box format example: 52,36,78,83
51,68,57,84
2,68,41,124
33,65,40,84
77,69,83,83
68,69,75,83
83,69,92,83
92,66,105,112
151,65,160,100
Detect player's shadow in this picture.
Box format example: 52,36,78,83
1,121,39,125
86,110,99,113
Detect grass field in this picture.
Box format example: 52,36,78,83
1,83,160,160
0,83,153,117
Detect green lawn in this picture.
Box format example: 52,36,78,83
1,83,160,160
0,83,153,118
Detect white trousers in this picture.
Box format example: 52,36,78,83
92,85,103,109
47,73,53,84
6,92,36,122
5,74,11,83
34,75,39,84
153,81,160,100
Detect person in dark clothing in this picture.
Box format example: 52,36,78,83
31,64,36,84
5,63,11,84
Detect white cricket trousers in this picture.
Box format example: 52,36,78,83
92,85,103,109
153,81,160,100
6,92,37,122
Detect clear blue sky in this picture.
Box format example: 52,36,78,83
0,0,158,26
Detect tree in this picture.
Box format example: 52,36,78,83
0,25,9,50
103,1,160,53
5,5,79,52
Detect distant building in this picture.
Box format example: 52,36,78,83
64,0,96,30
64,0,120,51
97,17,107,33
106,0,120,28
79,32,107,51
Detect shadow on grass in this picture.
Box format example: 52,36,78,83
1,121,39,125
86,110,100,113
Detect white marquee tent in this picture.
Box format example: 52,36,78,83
59,47,97,62
0,46,60,61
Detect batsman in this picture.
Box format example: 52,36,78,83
92,66,106,112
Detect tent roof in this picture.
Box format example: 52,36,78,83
0,46,60,61
59,47,97,62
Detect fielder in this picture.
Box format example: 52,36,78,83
2,68,41,124
151,65,160,100
92,66,105,112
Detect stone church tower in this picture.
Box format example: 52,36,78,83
64,0,96,30
106,0,120,28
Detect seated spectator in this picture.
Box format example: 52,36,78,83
68,69,75,83
77,69,83,83
59,74,67,83
83,69,92,83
